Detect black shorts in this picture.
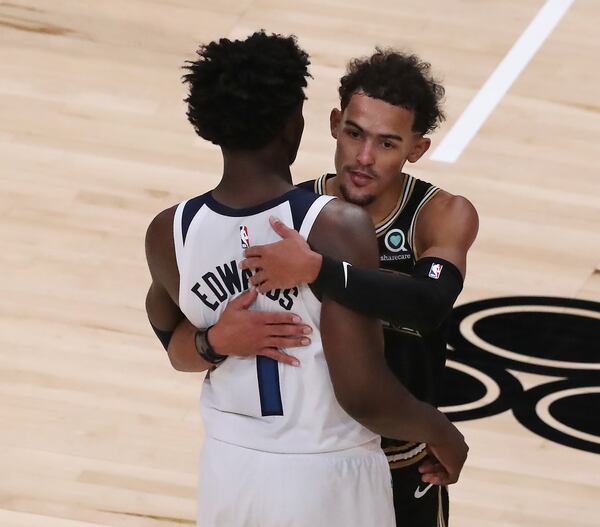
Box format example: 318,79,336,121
391,462,449,527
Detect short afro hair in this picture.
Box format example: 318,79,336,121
339,49,445,135
182,31,311,150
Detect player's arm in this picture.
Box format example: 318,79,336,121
167,290,312,367
413,193,479,277
242,194,478,333
315,193,478,331
311,200,468,484
145,207,213,372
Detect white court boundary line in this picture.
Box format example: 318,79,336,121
430,0,575,163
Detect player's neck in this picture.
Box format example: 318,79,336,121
213,152,294,208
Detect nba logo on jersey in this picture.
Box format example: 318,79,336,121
428,263,443,279
240,225,250,248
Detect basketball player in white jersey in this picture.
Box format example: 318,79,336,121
145,32,467,527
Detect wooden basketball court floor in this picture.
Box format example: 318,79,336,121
1,1,599,525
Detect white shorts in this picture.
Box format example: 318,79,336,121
197,437,395,527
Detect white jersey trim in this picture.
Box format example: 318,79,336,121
173,199,187,274
299,195,336,239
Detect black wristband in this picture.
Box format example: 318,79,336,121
194,327,227,365
149,319,174,351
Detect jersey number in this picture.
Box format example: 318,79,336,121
257,357,283,416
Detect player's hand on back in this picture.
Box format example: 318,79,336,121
208,288,312,366
419,426,469,485
240,217,322,293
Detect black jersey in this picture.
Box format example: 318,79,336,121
300,173,448,466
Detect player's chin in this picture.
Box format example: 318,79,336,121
340,183,376,207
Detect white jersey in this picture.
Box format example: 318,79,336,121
174,188,378,454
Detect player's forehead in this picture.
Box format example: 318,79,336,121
342,92,415,137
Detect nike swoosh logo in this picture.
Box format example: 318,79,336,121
414,483,433,499
342,261,351,288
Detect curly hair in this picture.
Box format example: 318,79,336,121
182,31,311,150
339,49,445,135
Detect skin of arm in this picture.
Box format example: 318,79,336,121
413,191,479,277
145,206,213,372
308,199,468,483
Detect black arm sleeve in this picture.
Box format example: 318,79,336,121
314,256,463,334
149,319,174,351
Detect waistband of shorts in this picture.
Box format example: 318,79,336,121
204,436,383,458
384,442,428,468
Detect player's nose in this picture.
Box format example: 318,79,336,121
356,142,375,166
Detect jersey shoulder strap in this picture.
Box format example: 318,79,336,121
298,194,335,239
297,173,335,195
296,178,317,192
405,179,441,256
286,186,335,237
173,192,211,270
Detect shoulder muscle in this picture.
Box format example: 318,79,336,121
308,198,378,269
145,205,179,302
417,192,478,248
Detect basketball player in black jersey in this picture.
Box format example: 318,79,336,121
235,51,480,526
146,33,468,525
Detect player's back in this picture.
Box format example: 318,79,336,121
173,187,378,453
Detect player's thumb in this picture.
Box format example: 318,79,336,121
233,288,258,310
269,216,295,239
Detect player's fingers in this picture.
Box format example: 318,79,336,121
421,472,449,486
268,324,312,337
418,462,445,475
244,246,266,258
418,458,441,473
230,288,258,309
239,256,262,271
266,336,311,349
259,348,300,367
260,312,304,325
250,271,266,287
256,280,273,294
265,336,310,349
428,464,459,485
269,216,296,238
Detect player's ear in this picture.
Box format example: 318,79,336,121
407,136,431,163
283,102,305,165
330,108,341,139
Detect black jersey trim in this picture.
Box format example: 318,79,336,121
314,173,332,195
204,188,299,218
296,178,318,192
408,186,441,257
290,188,322,231
317,173,328,194
183,188,318,244
182,194,210,245
375,174,415,237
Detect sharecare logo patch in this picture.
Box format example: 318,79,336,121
240,226,250,249
429,263,443,279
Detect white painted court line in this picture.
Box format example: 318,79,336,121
430,0,576,164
